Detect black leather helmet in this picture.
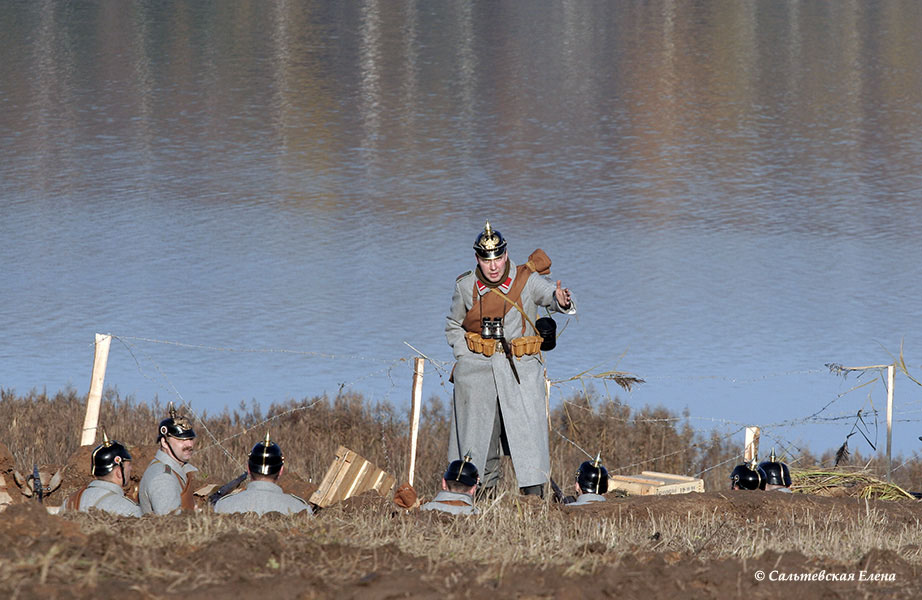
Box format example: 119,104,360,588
473,221,507,259
730,462,766,490
91,433,132,478
248,433,284,476
158,402,196,441
444,453,479,487
758,449,792,487
576,454,609,495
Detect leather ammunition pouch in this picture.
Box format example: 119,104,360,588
465,332,541,358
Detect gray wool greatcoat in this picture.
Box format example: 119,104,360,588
446,258,575,488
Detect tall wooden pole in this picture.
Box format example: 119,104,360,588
886,364,894,483
407,357,424,486
81,333,112,446
744,426,760,463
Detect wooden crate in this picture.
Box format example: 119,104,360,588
309,446,396,508
609,471,704,496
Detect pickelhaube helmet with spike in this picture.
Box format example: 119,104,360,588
248,432,284,476
473,221,507,259
444,452,480,488
729,459,767,490
576,453,609,495
91,432,133,479
758,449,792,487
158,402,196,441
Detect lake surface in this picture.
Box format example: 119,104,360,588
3,1,922,462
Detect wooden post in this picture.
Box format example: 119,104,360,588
81,333,112,446
743,426,760,463
886,364,894,483
407,357,424,487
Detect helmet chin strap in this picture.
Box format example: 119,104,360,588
164,436,185,464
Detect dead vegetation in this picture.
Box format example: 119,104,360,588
2,388,922,598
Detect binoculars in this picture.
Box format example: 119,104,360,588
480,317,505,340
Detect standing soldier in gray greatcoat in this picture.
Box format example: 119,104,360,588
214,434,312,516
139,403,198,515
62,433,142,517
446,221,576,498
420,455,480,515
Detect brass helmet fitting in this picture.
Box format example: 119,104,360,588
473,221,507,259
576,452,609,494
158,402,196,441
444,452,479,487
248,432,284,476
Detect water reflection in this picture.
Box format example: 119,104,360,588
3,1,922,455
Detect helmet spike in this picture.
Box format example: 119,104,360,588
168,401,177,420
592,451,602,468
102,430,112,447
770,448,777,462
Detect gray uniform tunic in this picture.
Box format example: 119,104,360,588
213,480,313,516
139,449,198,515
420,490,479,515
570,492,606,506
65,479,142,517
446,259,576,488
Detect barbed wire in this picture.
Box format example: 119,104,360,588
111,335,244,470
110,333,397,363
100,333,922,478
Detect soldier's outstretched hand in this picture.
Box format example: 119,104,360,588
555,280,572,309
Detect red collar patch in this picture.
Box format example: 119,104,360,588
476,276,513,295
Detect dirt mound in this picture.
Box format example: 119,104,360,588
0,502,86,553
0,491,920,598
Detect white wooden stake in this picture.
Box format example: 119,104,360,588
407,357,424,486
743,426,760,463
81,333,112,446
886,364,894,483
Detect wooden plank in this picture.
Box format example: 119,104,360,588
328,449,362,504
408,357,424,486
609,472,704,496
641,471,699,483
744,427,760,463
309,446,396,508
656,480,705,495
80,334,112,446
609,475,660,496
310,446,352,505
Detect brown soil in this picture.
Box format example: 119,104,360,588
1,491,920,599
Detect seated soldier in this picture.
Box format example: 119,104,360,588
421,454,480,515
570,454,608,505
63,434,141,517
214,433,312,516
139,402,198,515
729,460,767,491
758,449,793,493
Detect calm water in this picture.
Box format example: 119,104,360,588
3,1,922,461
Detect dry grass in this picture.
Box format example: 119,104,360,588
3,492,922,597
3,388,922,597
4,387,922,496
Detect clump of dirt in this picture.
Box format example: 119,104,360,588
279,468,318,503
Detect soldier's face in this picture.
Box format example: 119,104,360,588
476,253,507,283
162,436,195,463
